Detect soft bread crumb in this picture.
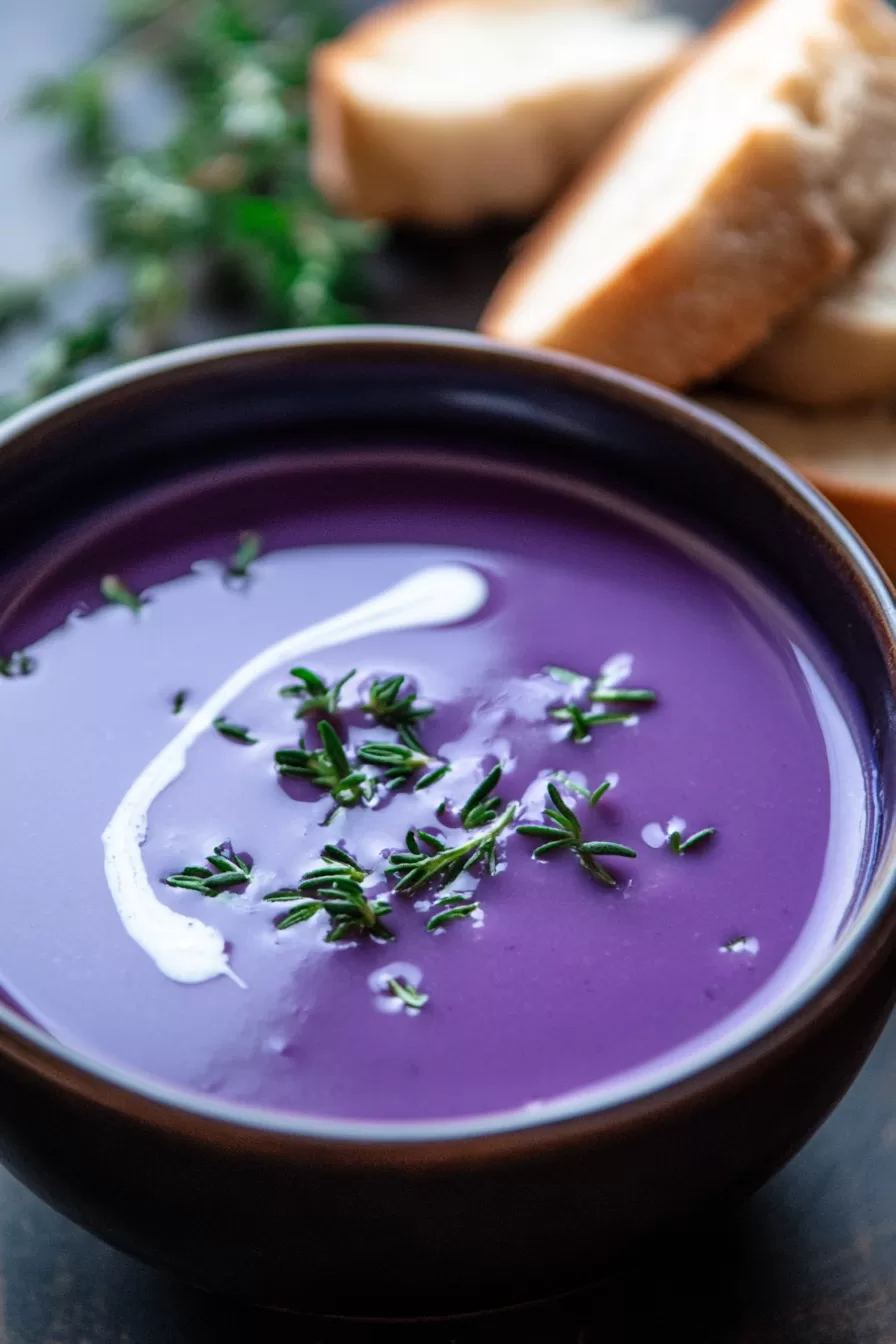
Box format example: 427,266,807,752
482,0,896,390
702,391,896,486
311,1,693,225
735,221,896,405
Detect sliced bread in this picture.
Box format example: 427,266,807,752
701,391,896,575
310,1,693,226
735,221,896,406
481,0,896,390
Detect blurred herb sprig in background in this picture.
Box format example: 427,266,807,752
0,0,379,416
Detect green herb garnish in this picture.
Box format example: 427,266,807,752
426,901,481,933
280,667,355,718
214,715,257,745
387,976,428,1009
386,799,517,898
265,845,393,941
4,1,379,413
544,665,588,685
171,689,188,714
361,675,434,750
552,774,613,807
549,706,631,743
0,651,37,678
517,782,636,886
227,530,262,579
165,841,252,896
100,573,144,613
459,764,504,828
356,741,450,791
0,277,44,336
722,935,750,953
668,827,716,855
591,686,657,705
545,663,656,739
275,718,371,817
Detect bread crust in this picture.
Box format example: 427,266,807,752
310,1,692,226
481,0,896,388
702,392,896,577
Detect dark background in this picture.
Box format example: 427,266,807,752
1,2,895,1340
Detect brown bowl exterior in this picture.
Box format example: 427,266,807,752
0,328,894,1317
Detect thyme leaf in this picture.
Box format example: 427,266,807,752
265,845,393,941
545,662,656,740
517,782,636,886
165,841,252,896
100,573,145,613
459,764,504,829
280,666,355,718
549,706,631,743
668,826,716,855
386,803,517,898
275,718,371,816
0,651,37,678
213,715,257,744
387,976,428,1009
227,529,262,579
426,901,480,933
361,675,434,751
357,741,450,791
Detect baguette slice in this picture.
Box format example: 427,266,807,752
735,222,896,406
482,0,896,390
702,391,896,575
310,1,693,226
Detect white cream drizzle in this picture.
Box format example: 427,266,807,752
101,563,489,986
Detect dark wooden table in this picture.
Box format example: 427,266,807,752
1,2,895,1339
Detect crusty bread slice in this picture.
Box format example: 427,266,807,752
310,1,693,226
702,391,896,486
735,222,896,406
481,0,896,391
701,391,896,575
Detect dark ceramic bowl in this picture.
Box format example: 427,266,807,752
0,328,895,1319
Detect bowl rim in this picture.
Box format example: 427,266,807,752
2,323,896,1150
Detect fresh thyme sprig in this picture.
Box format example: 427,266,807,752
227,530,262,580
0,651,37,678
668,826,716,855
361,675,434,750
264,845,393,941
546,663,657,705
214,715,257,744
387,976,428,1009
275,718,371,817
165,841,252,896
544,665,588,686
356,741,450,791
100,573,144,612
517,782,636,886
591,685,657,705
459,764,504,828
386,801,517,898
426,900,481,933
552,774,613,807
4,0,379,413
0,276,45,336
280,667,355,719
550,706,631,743
545,663,656,740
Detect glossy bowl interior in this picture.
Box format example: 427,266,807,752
0,327,896,1315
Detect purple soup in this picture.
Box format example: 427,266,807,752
0,451,871,1122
